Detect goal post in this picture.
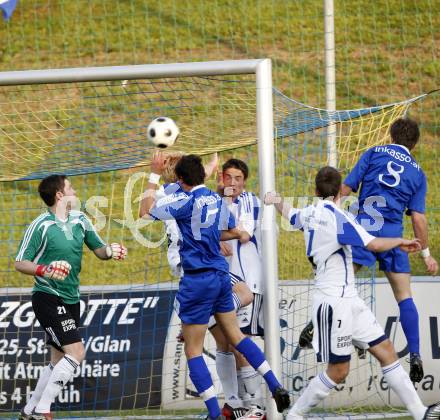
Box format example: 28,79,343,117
0,59,282,419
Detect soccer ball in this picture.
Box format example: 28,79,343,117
147,117,180,148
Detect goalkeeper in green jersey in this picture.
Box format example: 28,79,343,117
14,175,127,420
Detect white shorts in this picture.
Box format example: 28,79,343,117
237,293,264,336
312,292,386,363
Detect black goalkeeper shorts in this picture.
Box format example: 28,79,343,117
32,291,82,352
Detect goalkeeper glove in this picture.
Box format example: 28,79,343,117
35,261,71,281
106,243,127,260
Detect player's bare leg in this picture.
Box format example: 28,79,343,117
385,271,423,383
215,310,290,413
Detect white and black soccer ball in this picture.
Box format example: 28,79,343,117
147,117,180,148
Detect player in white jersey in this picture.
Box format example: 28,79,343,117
265,166,440,420
217,159,266,420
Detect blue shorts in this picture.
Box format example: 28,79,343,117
352,245,410,273
352,216,410,273
175,269,234,324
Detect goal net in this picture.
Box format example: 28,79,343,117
0,61,427,418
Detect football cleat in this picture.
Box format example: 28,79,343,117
236,406,266,420
272,387,291,413
222,403,248,420
298,320,314,349
423,402,440,420
17,409,32,420
409,353,424,383
29,412,53,420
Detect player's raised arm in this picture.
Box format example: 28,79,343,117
340,183,353,197
334,206,421,254
264,191,303,230
411,211,439,274
139,151,168,218
366,237,421,254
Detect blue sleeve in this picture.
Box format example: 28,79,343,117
407,172,427,214
150,193,192,221
334,210,374,246
344,149,372,192
228,211,237,229
289,209,303,230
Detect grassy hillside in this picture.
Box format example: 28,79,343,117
0,0,439,286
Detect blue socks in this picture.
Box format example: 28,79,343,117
235,337,281,394
398,298,420,355
188,356,220,419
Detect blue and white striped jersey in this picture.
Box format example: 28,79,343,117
225,191,263,293
289,199,375,297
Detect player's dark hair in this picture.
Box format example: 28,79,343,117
222,158,249,180
38,175,67,206
175,154,205,186
315,166,341,199
390,117,420,150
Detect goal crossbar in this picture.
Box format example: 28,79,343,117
0,59,267,86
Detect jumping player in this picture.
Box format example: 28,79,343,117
265,166,440,420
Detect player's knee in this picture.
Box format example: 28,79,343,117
65,341,86,363
370,338,398,366
327,362,349,383
234,282,253,307
184,344,202,360
224,326,245,347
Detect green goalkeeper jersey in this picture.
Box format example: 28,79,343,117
16,210,106,304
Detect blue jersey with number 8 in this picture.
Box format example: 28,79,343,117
344,144,427,227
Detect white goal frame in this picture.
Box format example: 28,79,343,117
0,59,282,420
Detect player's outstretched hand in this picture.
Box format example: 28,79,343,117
36,261,71,281
423,255,438,275
150,151,167,175
204,152,219,180
107,243,128,260
264,191,281,205
399,238,421,253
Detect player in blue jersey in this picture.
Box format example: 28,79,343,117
300,118,438,382
139,152,253,420
265,167,440,420
142,153,290,420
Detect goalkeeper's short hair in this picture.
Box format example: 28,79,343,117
38,174,67,206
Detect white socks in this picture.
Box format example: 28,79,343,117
35,355,79,413
238,365,264,408
216,351,242,408
23,363,54,415
286,362,427,420
287,371,336,418
382,361,426,420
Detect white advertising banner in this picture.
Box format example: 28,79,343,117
161,278,440,410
